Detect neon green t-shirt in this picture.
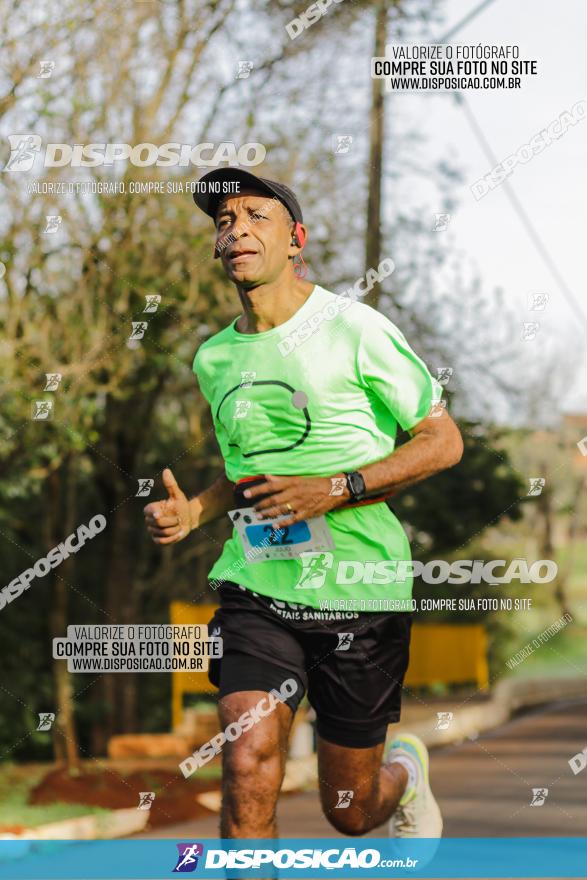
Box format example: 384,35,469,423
192,284,442,609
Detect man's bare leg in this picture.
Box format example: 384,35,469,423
219,690,295,838
317,736,408,835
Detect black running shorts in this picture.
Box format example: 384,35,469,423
207,581,412,748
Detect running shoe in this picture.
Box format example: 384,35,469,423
385,732,443,838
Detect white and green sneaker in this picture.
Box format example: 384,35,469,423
385,733,443,838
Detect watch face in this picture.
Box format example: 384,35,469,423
349,471,366,499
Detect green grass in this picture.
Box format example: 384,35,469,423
503,626,587,680
0,797,109,828
0,765,109,829
476,530,587,677
185,763,222,781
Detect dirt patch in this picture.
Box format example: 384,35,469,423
29,766,220,829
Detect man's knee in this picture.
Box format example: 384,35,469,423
323,804,374,836
224,730,281,780
218,692,294,838
317,738,384,835
221,706,288,792
220,731,285,836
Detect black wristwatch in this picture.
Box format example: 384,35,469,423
344,471,367,502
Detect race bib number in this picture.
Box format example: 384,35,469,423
228,507,335,563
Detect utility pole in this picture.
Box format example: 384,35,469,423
364,0,387,310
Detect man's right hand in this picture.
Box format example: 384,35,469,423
144,468,196,545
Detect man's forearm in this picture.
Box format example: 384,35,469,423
362,434,452,496
188,472,235,528
334,418,463,501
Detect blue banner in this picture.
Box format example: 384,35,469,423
0,837,586,878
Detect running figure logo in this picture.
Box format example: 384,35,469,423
37,61,56,79
129,321,148,341
43,215,62,234
173,843,204,872
136,479,155,497
144,294,161,313
529,293,549,311
137,791,155,810
3,134,42,172
335,790,354,808
295,552,333,589
528,477,545,497
44,373,62,391
436,367,453,386
333,135,353,154
530,788,548,806
432,213,451,232
37,713,55,731
32,400,53,420
434,712,453,731
336,633,354,651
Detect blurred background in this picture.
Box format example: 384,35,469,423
1,0,587,841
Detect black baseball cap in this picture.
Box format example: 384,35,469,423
192,168,303,224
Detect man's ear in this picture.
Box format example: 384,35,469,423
288,222,308,257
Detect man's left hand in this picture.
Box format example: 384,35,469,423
243,474,348,526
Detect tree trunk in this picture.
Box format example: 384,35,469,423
94,383,164,741
102,501,138,735
553,473,585,618
364,0,387,309
48,456,81,769
536,463,572,619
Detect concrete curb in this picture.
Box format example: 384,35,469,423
395,676,587,748
0,807,149,841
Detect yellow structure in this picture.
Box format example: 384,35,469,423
170,602,489,730
170,601,218,731
404,623,489,690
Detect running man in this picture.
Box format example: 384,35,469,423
144,168,463,840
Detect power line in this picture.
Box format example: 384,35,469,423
427,0,587,332
455,92,587,333
436,0,498,43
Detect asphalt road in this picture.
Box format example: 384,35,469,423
141,698,587,839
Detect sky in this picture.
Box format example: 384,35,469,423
397,0,587,412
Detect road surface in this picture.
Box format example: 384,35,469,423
140,698,587,839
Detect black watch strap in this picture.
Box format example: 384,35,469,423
344,471,366,502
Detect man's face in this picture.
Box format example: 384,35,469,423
214,189,294,287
